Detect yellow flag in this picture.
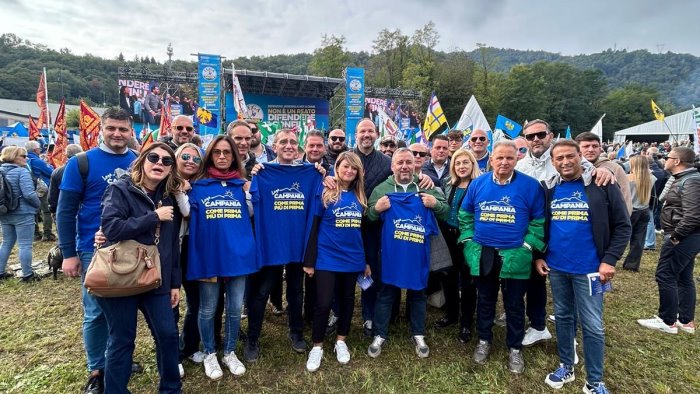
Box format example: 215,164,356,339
651,100,665,121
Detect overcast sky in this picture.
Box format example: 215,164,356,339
2,0,698,62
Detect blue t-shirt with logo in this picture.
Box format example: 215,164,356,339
250,163,322,267
380,193,438,290
462,171,545,249
315,189,365,272
60,148,137,252
546,180,599,274
187,178,257,280
476,153,490,173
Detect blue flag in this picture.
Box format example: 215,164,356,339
494,114,522,139
616,145,625,159
565,126,572,140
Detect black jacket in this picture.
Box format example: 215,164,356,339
48,165,66,214
354,147,392,196
324,147,348,168
101,175,182,294
660,168,700,240
536,179,631,267
422,159,450,189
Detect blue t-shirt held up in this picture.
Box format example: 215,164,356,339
380,193,438,290
250,164,322,267
187,178,258,280
60,148,137,252
315,189,366,272
462,171,545,249
546,180,600,274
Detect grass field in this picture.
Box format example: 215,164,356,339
0,238,698,393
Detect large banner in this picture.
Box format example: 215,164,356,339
118,79,150,98
198,54,222,135
345,67,365,145
365,97,422,140
226,93,329,131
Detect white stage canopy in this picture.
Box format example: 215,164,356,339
613,107,697,143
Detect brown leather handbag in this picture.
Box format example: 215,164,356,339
84,223,162,297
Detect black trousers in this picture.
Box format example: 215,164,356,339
311,270,358,343
441,227,477,329
656,233,700,325
269,268,283,309
623,209,650,271
247,263,304,342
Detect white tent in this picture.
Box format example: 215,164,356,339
613,107,696,143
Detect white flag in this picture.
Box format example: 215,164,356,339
625,140,634,159
232,64,249,118
590,113,606,140
377,108,400,139
454,95,491,135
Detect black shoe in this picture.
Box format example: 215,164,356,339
244,340,260,363
20,274,41,283
83,372,104,394
289,333,307,353
434,317,458,329
458,327,472,344
41,234,57,242
363,320,373,337
131,362,143,374
0,272,13,280
34,234,42,241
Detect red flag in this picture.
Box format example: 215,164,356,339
28,115,40,140
79,100,100,151
36,72,50,126
159,101,172,137
49,99,68,167
140,130,156,152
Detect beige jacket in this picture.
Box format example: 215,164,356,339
594,158,633,215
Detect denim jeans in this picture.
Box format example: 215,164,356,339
97,292,181,394
373,283,427,339
199,276,246,354
0,214,35,277
549,268,605,384
79,250,108,372
656,233,700,325
644,208,656,249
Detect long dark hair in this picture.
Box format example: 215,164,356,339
131,142,182,197
196,135,246,179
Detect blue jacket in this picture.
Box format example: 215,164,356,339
27,151,54,186
0,163,40,216
100,175,182,294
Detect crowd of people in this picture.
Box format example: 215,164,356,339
0,107,698,394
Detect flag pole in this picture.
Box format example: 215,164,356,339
43,67,54,143
661,118,678,143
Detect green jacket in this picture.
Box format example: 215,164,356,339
367,175,449,222
457,209,545,280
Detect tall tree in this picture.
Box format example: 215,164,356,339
309,34,350,78
369,29,409,88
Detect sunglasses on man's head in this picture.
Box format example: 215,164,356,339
180,153,202,164
524,131,548,141
330,136,346,143
174,125,194,132
470,136,486,142
146,153,174,167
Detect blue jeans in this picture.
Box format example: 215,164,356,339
199,276,246,354
644,209,656,249
549,268,605,384
373,284,427,339
80,251,108,372
97,292,181,394
0,214,35,277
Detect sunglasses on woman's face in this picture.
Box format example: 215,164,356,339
146,153,174,167
180,153,202,165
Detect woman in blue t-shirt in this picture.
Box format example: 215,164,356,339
303,151,370,372
439,148,481,343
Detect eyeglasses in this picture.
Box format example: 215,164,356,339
330,136,346,143
411,150,428,158
524,131,548,141
448,137,462,142
146,153,174,166
470,136,486,142
212,149,233,157
277,139,298,146
667,156,680,161
180,153,202,164
174,125,194,132
518,147,528,154
381,142,396,148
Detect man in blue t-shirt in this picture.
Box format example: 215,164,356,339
458,140,545,374
366,148,448,359
468,129,490,173
57,107,139,394
534,140,630,393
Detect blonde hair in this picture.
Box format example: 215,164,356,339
629,155,652,206
0,146,28,163
130,142,182,198
449,148,481,186
322,151,367,210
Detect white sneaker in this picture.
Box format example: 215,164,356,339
367,335,385,358
522,326,552,346
574,339,579,365
203,353,223,380
188,351,207,363
306,346,323,372
413,335,429,358
637,316,678,334
178,363,185,378
223,352,246,376
335,340,351,364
